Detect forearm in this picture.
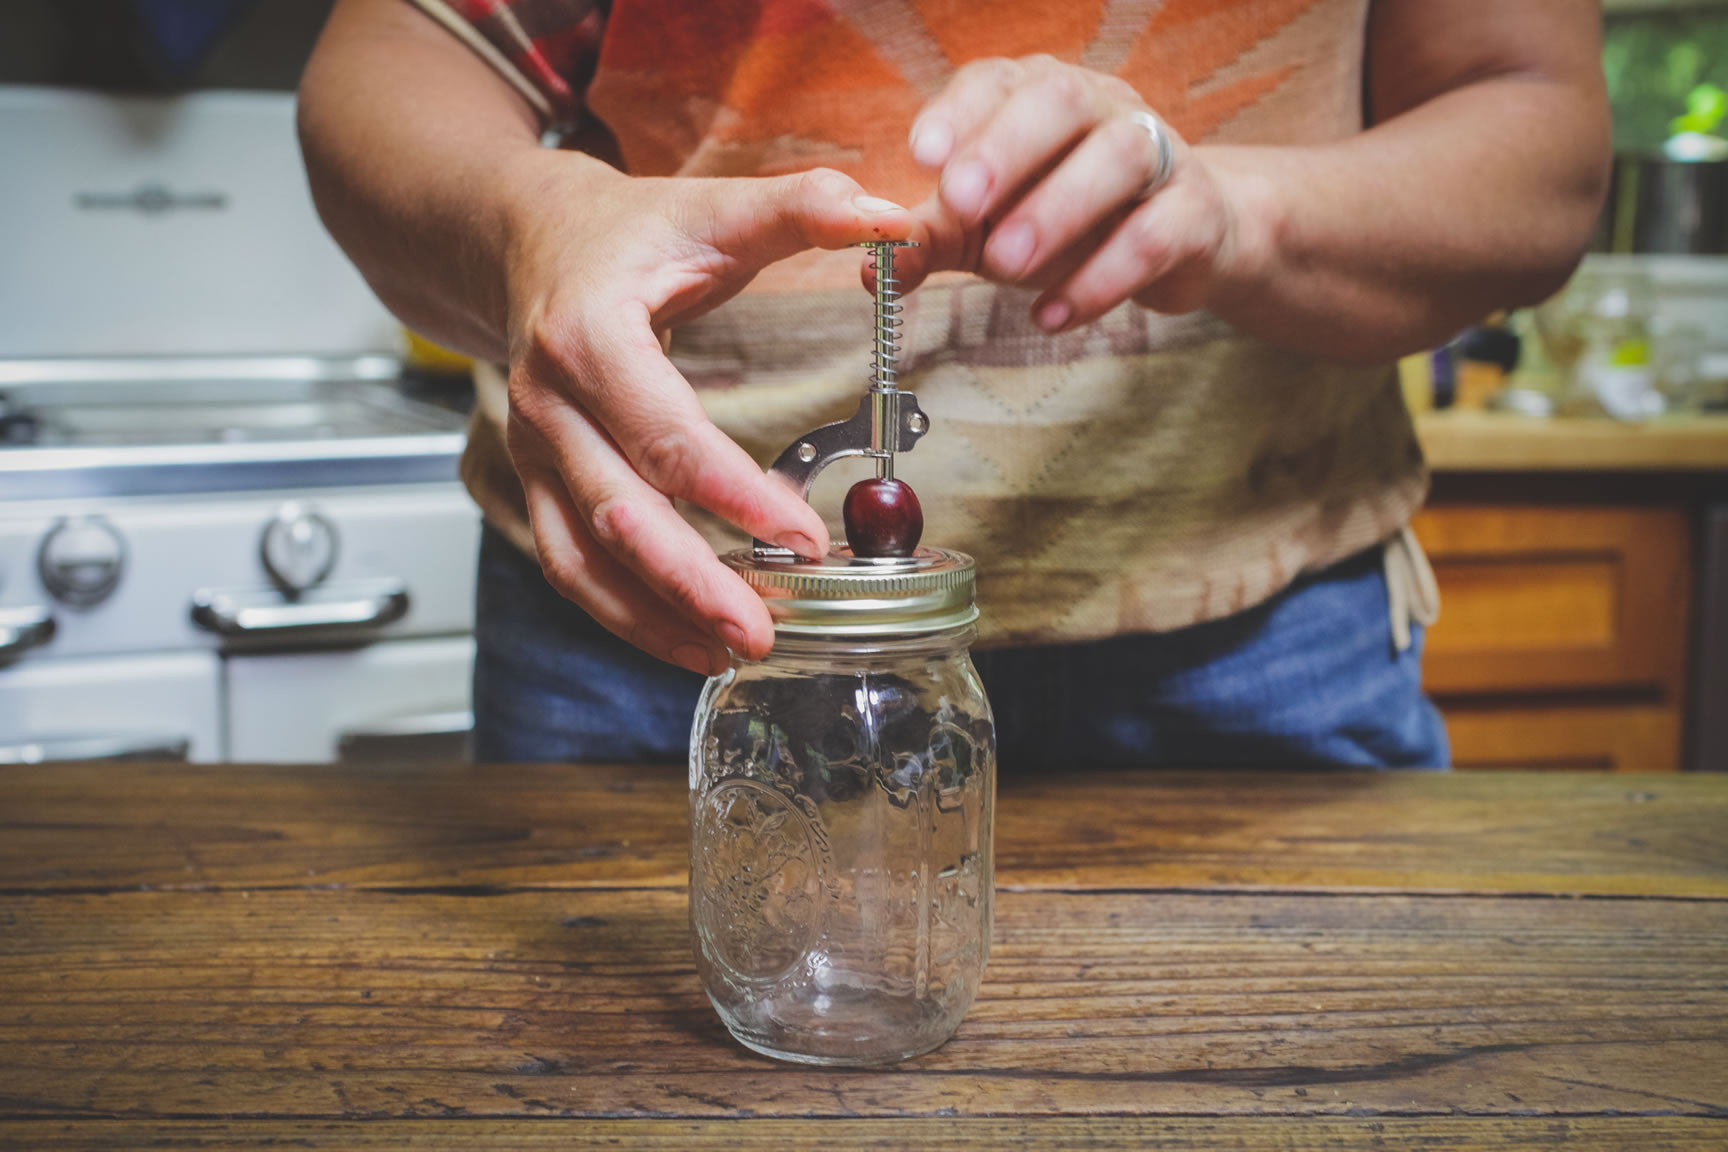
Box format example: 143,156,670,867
1206,77,1609,363
297,0,595,361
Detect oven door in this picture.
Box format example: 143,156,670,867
225,635,473,762
0,650,220,763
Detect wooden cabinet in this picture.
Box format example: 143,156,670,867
1438,705,1680,774
1413,505,1693,772
1411,411,1728,772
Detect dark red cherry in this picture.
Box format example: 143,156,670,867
844,477,924,557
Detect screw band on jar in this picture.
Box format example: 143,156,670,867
723,546,977,637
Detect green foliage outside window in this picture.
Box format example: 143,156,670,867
1605,12,1728,151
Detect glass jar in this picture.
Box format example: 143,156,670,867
689,546,995,1066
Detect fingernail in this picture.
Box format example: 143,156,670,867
853,195,906,214
942,162,989,220
720,622,750,653
672,643,720,675
911,119,953,168
1036,298,1072,332
783,532,824,559
991,220,1035,278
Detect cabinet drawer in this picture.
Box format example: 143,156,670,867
1413,506,1690,696
1443,703,1681,773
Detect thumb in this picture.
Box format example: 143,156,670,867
696,168,917,268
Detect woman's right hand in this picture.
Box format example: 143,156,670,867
494,151,917,675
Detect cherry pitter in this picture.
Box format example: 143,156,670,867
722,240,980,639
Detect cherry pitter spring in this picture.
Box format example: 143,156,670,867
688,241,998,1066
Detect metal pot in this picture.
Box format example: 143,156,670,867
1600,153,1728,255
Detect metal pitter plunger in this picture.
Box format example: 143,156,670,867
753,241,930,559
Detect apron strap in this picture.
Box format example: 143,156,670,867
1384,524,1441,654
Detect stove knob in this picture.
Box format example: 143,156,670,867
38,515,127,607
261,503,338,594
0,392,40,444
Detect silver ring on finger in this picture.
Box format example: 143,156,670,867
1128,109,1175,200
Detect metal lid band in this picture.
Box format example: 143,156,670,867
724,546,977,637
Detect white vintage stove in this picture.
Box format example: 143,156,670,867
0,87,480,763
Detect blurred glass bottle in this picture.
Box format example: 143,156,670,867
1537,263,1662,420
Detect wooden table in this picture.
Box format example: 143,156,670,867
3,764,1726,1149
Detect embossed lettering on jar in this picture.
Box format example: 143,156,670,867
689,546,995,1066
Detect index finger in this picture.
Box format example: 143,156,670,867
546,301,831,560
510,365,781,659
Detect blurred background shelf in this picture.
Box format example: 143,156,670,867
1418,410,1728,471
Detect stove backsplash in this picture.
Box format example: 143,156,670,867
0,85,400,361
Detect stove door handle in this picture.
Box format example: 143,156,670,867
337,709,473,763
0,606,56,664
190,581,410,637
0,732,191,765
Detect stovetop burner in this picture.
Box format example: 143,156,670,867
0,356,468,500
1,379,457,449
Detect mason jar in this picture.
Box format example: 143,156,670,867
688,546,995,1066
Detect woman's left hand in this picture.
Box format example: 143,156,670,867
894,55,1267,332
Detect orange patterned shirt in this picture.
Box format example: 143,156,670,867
417,0,1429,645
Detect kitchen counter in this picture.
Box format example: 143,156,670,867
3,761,1726,1149
1416,409,1728,472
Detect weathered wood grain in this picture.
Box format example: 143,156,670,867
2,765,1723,897
4,1116,1726,1150
3,888,1723,1121
994,771,1726,896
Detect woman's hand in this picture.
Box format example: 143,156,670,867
895,55,1270,331
496,152,916,675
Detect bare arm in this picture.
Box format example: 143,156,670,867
297,0,539,361
1206,0,1611,359
298,0,917,672
900,0,1610,363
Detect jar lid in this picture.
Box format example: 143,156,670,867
722,546,977,637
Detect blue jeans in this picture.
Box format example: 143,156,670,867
472,524,1449,769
